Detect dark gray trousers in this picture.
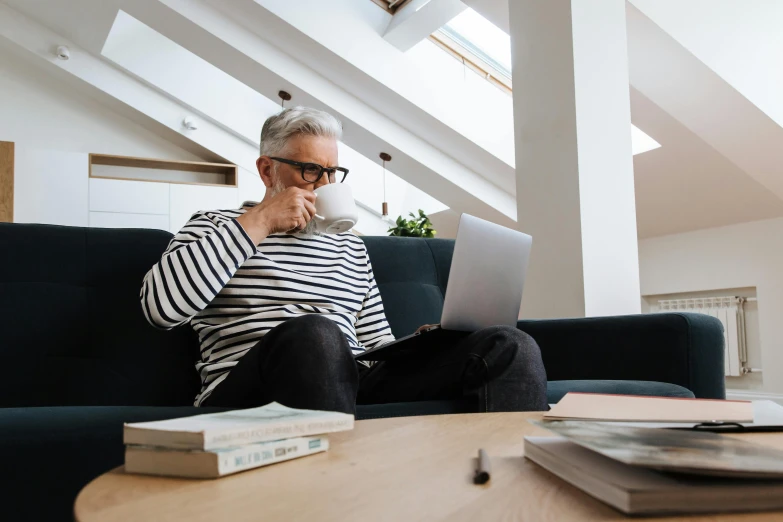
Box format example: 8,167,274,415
203,315,548,414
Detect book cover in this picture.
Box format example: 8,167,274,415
544,393,754,423
533,420,783,478
525,437,783,516
125,436,329,479
124,402,353,450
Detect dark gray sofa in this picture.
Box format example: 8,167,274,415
0,223,725,520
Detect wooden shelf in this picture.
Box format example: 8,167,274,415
0,141,13,222
89,154,237,187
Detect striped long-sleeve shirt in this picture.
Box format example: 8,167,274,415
140,207,396,406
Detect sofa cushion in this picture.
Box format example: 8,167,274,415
0,225,462,407
0,377,693,521
0,402,465,521
362,236,454,338
546,379,695,404
0,406,228,522
0,224,201,407
358,398,473,419
519,313,725,400
356,381,694,416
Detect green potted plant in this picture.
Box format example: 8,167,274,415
387,209,436,238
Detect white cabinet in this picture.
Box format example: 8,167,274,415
236,167,265,208
12,146,241,234
89,211,170,230
89,178,169,215
169,184,238,233
14,148,88,226
88,177,169,230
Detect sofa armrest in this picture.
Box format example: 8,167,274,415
517,313,725,399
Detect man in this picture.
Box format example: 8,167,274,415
141,106,547,414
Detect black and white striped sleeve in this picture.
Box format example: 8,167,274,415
140,212,257,330
354,254,396,349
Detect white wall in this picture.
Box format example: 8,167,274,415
1,37,408,237
639,217,783,395
428,209,460,239
1,45,253,232
14,147,89,226
3,50,405,241
0,45,204,160
630,0,783,129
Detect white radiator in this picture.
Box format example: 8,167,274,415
655,297,748,377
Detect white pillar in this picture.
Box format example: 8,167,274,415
510,0,641,318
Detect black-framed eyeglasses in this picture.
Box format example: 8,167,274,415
269,157,349,184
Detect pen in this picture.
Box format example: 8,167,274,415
474,448,491,485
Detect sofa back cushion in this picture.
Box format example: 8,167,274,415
0,223,200,407
362,237,454,338
0,224,455,407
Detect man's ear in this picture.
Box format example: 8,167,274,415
256,156,274,188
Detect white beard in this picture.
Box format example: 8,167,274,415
270,177,320,236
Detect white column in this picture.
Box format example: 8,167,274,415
510,0,641,318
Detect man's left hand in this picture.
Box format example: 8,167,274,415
415,324,440,334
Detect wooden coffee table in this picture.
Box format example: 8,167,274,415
75,412,783,521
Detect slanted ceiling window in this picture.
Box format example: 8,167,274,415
432,9,512,94
370,0,412,14
429,32,512,94
371,1,511,94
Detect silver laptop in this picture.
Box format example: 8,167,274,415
355,213,533,361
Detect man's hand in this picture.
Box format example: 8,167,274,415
415,324,440,334
236,187,317,244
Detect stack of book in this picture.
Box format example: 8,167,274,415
123,402,354,479
526,393,783,516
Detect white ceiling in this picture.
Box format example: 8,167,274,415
464,0,783,238
4,0,783,239
631,88,783,238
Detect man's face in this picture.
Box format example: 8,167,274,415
265,134,339,194
257,134,340,235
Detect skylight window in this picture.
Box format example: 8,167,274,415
433,9,660,156
440,8,511,80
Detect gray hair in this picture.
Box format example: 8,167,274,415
259,106,343,156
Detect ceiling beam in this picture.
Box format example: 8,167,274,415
0,4,400,235
461,0,508,31
465,0,783,203
625,2,783,201
0,4,248,167
118,0,516,226
230,0,515,189
384,0,467,52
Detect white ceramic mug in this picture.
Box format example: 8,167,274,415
313,183,359,234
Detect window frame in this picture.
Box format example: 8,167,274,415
369,0,412,14
429,30,512,95
369,0,512,94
